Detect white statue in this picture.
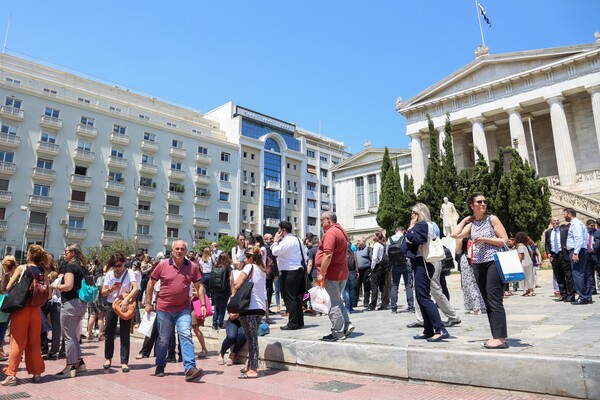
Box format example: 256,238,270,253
440,197,459,237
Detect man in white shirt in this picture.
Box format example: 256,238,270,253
564,208,591,304
272,221,306,330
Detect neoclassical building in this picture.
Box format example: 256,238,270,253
396,36,600,220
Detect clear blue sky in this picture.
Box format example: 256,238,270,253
0,1,598,153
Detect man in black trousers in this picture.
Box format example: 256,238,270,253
545,217,575,302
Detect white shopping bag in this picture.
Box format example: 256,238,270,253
494,249,526,282
138,311,156,337
308,283,331,314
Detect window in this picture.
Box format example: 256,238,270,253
138,200,151,210
0,179,9,191
78,97,91,104
5,97,22,109
220,172,230,182
242,170,248,183
321,169,328,178
167,122,177,128
264,138,280,153
287,198,290,205
139,114,149,120
242,209,247,222
80,116,95,126
71,190,86,201
320,155,328,163
196,167,207,175
172,139,183,149
144,132,156,141
168,204,180,214
40,132,57,143
287,180,291,191
137,224,150,235
194,230,205,240
109,106,122,113
251,153,255,160
221,152,230,162
308,199,316,208
355,177,365,210
77,140,92,151
320,185,328,195
106,195,120,206
332,156,340,165
293,199,297,205
198,146,208,155
293,164,297,170
287,163,290,169
167,227,179,237
196,187,209,196
43,88,57,95
219,192,229,202
307,150,315,158
243,151,247,158
36,158,53,169
242,189,247,196
250,210,255,223
140,177,153,187
142,154,154,164
108,171,123,182
0,151,14,163
307,182,316,191
308,217,317,227
218,212,229,223
68,217,84,229
44,107,60,118
111,148,124,158
104,220,118,232
250,190,255,198
5,77,20,85
250,172,256,184
33,184,50,197
171,161,182,170
0,125,17,135
74,165,87,176
368,174,377,206
113,124,126,134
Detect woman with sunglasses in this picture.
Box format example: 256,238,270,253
451,194,509,349
101,252,138,372
52,244,88,378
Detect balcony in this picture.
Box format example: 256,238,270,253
65,227,87,240
0,190,12,204
105,180,126,193
36,141,60,157
26,223,47,237
135,210,155,221
169,147,186,159
32,167,56,183
0,106,24,121
28,195,52,209
101,231,122,243
265,180,281,191
70,174,92,188
73,148,95,165
137,186,156,198
138,162,158,175
166,214,184,225
40,115,63,131
193,217,210,228
265,218,280,228
76,124,97,139
134,234,153,245
164,237,177,247
168,168,186,180
321,203,331,211
107,156,128,170
194,174,211,185
102,205,124,218
167,191,184,203
193,196,210,207
67,200,90,214
0,133,20,148
140,140,159,153
109,132,130,146
195,154,212,164
0,161,16,176
0,220,7,232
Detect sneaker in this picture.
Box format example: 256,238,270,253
343,324,355,338
154,366,165,377
443,319,462,327
406,321,424,328
185,367,204,382
320,334,344,342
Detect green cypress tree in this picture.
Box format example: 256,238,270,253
417,114,443,225
401,175,417,227
376,147,397,235
393,159,406,229
440,113,459,203
455,169,471,218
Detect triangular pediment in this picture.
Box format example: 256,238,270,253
400,43,600,111
332,147,410,172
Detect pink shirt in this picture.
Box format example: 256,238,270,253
151,257,201,313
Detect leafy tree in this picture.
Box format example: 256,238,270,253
193,238,213,253
440,113,459,203
217,235,238,254
417,114,443,225
86,238,139,264
377,147,399,235
455,169,471,217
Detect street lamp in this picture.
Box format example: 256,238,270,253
20,206,28,264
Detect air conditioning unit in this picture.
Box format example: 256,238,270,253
59,219,67,226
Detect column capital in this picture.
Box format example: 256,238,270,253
484,123,498,131
504,106,522,114
545,95,565,105
587,85,600,95
469,116,485,124
407,132,422,140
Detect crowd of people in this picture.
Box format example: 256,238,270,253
0,197,597,384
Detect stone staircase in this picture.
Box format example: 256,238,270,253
548,185,600,223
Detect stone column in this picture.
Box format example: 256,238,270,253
409,132,425,192
470,117,489,162
485,123,499,160
588,86,600,156
506,107,530,163
546,96,577,186
438,127,446,157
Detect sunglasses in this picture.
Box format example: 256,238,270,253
475,200,488,205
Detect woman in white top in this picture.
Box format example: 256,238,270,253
231,234,246,268
234,246,267,379
101,252,138,373
514,232,536,296
198,248,213,297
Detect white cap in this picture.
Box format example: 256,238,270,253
156,252,165,260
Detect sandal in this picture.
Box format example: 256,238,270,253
226,358,233,366
238,372,258,379
217,357,225,365
103,359,112,369
1,375,17,386
122,365,130,373
198,349,207,359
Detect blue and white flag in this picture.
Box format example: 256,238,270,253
478,2,491,27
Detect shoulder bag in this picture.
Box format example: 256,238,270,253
226,266,254,314
112,271,136,320
0,267,31,313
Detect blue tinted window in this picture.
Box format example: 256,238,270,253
241,120,299,152
264,152,281,183
264,138,280,153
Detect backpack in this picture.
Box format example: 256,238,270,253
209,265,228,292
377,245,391,271
347,246,356,272
387,237,405,265
27,266,49,307
78,267,99,303
441,246,455,271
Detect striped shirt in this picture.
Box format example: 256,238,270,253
471,216,502,263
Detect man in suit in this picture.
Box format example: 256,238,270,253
586,219,600,296
545,217,575,302
564,208,591,305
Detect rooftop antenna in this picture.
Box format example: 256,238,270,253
3,15,11,53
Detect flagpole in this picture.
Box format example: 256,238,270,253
475,0,485,46
3,15,11,54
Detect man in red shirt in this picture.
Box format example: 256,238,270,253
145,239,206,382
316,211,355,341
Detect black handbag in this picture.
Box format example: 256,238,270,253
227,267,254,314
1,267,32,313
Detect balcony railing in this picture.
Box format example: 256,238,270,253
193,196,210,207
28,195,53,208
109,132,130,146
140,140,159,153
32,167,56,182
0,133,20,148
70,174,92,187
138,162,158,175
0,220,7,232
137,186,156,198
0,106,24,121
265,180,281,191
40,115,63,130
73,148,95,164
26,223,47,236
194,174,211,185
265,218,280,228
195,154,212,164
168,168,186,180
0,190,12,203
167,191,184,203
65,227,87,240
102,205,124,217
107,156,128,169
101,231,122,242
135,210,155,220
67,200,90,213
166,214,184,225
105,180,126,193
134,234,153,245
0,161,16,175
76,124,97,138
36,141,60,156
193,217,210,228
169,147,186,159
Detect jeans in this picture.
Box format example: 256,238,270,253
391,265,414,311
343,271,356,312
212,291,229,329
324,279,351,338
274,278,281,307
156,310,195,373
202,275,211,299
570,249,590,301
219,319,246,356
